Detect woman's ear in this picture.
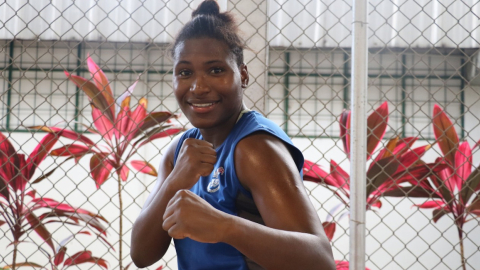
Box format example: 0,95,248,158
240,63,249,88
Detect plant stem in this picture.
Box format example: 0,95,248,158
12,240,18,270
117,173,124,270
457,222,466,270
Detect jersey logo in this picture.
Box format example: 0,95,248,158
207,167,224,193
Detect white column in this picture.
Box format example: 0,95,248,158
350,0,368,269
227,0,269,114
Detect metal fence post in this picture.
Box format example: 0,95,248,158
350,0,368,269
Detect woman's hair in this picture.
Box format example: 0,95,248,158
171,0,246,66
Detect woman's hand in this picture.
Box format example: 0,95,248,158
162,189,230,243
168,138,216,190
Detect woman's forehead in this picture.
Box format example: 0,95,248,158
174,38,234,63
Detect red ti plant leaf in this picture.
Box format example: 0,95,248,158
414,200,445,209
92,107,115,141
54,246,67,266
366,101,388,160
138,128,184,147
90,154,113,189
461,165,480,204
64,251,93,266
330,160,350,191
65,71,115,123
366,156,400,197
131,111,173,139
85,257,109,269
119,165,129,181
339,110,350,157
130,160,158,177
373,137,398,162
63,250,109,269
87,56,116,120
0,171,9,201
115,96,132,140
432,208,451,223
126,97,148,136
28,126,94,146
0,131,20,194
322,221,336,241
454,142,472,192
432,104,459,165
25,133,59,180
303,160,337,187
0,131,17,167
335,260,371,270
25,211,55,253
50,144,94,157
381,186,439,198
12,154,28,193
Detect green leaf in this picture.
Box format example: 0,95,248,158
461,166,480,204
367,156,400,197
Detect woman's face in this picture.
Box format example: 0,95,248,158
173,38,248,130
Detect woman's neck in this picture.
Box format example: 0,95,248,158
199,105,247,148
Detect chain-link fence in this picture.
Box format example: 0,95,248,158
1,0,479,269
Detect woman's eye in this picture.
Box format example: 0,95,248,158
210,67,224,74
178,70,191,77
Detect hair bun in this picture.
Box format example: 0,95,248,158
192,0,220,18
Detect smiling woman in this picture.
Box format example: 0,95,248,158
130,1,335,269
172,38,247,136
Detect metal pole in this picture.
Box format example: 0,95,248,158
349,0,368,269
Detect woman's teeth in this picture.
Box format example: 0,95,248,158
192,103,213,107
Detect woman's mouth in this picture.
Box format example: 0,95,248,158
188,101,218,113
192,102,214,107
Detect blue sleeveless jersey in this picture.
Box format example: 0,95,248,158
172,111,304,270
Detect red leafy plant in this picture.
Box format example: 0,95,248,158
0,131,109,270
50,231,109,270
305,102,442,238
31,56,182,270
409,104,480,270
306,102,444,269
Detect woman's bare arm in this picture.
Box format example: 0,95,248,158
130,136,180,268
161,132,335,270
225,132,335,269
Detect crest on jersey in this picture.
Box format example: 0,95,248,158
208,167,224,193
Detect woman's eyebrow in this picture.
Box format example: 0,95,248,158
176,60,191,65
204,60,224,65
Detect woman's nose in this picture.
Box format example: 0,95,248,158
190,75,210,95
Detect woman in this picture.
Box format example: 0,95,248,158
130,1,335,269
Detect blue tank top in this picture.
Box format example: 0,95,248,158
173,111,304,270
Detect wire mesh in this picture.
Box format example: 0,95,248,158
0,0,480,269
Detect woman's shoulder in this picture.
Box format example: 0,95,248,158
233,111,304,171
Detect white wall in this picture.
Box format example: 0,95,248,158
1,0,479,48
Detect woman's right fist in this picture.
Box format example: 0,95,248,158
169,138,217,190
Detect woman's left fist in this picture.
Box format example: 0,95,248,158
162,189,232,243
